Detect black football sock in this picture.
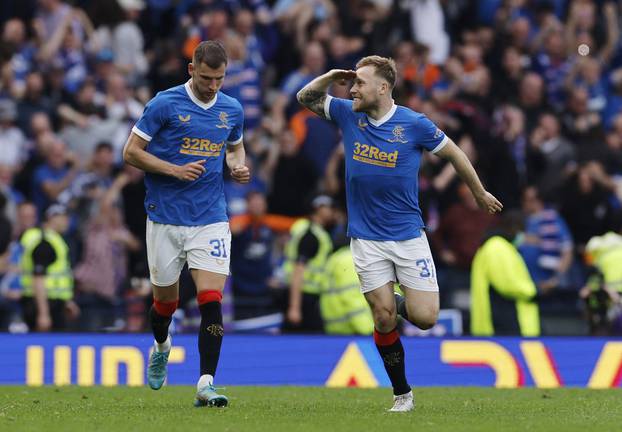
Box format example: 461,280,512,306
374,328,410,396
198,301,224,377
149,305,172,344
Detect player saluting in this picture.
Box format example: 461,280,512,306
123,41,249,407
297,56,502,412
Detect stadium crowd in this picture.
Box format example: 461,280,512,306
1,0,622,335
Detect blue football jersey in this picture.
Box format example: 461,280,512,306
132,81,244,226
325,96,447,241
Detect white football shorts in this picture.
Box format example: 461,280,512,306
350,232,439,293
146,219,231,286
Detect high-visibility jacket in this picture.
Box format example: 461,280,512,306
471,236,540,336
587,232,622,293
596,247,622,293
283,219,332,295
320,246,374,335
20,228,73,301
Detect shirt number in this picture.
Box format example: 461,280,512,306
416,258,432,278
210,238,228,258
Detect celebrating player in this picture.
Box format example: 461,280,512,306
297,56,502,412
123,40,249,407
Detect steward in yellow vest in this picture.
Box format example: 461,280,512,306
582,232,622,334
283,195,334,332
20,204,76,332
470,211,541,336
320,242,374,335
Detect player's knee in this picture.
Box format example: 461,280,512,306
412,307,438,330
153,298,179,317
372,306,397,332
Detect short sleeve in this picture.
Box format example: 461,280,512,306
326,96,352,124
415,114,448,153
32,240,56,275
132,93,168,142
524,217,539,235
227,103,245,146
556,216,573,249
296,230,319,263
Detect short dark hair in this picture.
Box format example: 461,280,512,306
356,55,397,89
95,141,113,153
193,40,228,69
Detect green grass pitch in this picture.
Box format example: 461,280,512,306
1,386,621,432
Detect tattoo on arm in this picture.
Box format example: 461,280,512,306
297,89,327,118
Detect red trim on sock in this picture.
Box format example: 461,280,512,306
197,290,222,305
153,299,178,317
374,328,399,346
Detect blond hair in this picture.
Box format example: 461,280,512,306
355,55,397,89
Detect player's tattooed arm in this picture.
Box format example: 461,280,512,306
297,89,327,118
297,69,356,119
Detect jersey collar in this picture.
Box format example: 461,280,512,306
185,80,218,110
367,101,397,127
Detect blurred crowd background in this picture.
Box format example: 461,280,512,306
1,0,622,335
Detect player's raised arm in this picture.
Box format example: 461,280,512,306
434,139,503,214
296,69,356,118
123,132,206,181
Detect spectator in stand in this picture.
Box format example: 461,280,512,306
16,72,54,136
561,86,606,160
31,136,78,217
35,0,84,42
19,203,79,332
229,190,296,319
267,128,318,217
270,42,326,130
567,57,608,115
36,6,92,95
491,46,526,105
409,0,450,65
0,193,14,331
602,114,622,174
117,163,147,279
105,72,143,124
74,172,141,331
520,185,574,291
486,105,528,209
532,27,572,111
282,195,334,332
113,0,149,85
528,112,576,199
515,72,551,134
0,98,27,169
0,201,38,331
0,163,24,223
560,161,619,252
221,31,263,131
0,193,11,260
12,114,53,202
471,210,546,337
432,182,497,308
2,18,37,98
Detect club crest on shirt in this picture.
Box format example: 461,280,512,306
178,114,191,123
434,127,443,139
387,125,407,143
216,111,231,129
357,117,368,129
